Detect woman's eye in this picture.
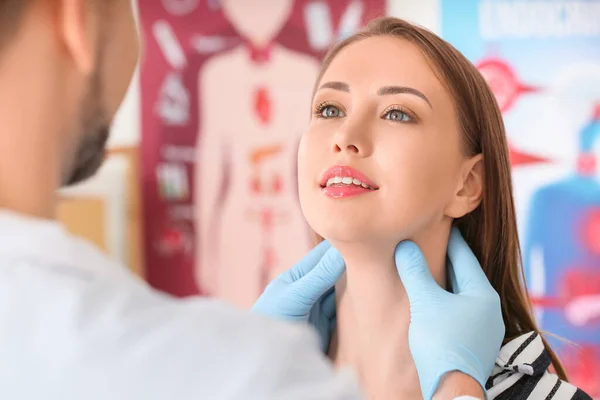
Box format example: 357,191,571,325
385,109,412,122
321,105,345,118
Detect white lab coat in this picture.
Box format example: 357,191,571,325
0,211,361,400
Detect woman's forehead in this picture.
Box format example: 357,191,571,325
316,36,452,112
319,36,444,94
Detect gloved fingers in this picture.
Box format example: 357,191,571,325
320,287,337,320
278,240,333,284
394,240,442,300
296,247,345,303
325,314,337,353
447,227,493,294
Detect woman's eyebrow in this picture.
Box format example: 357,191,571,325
318,81,350,92
377,86,432,109
317,81,432,109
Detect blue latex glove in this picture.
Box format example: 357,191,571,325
251,240,345,352
395,228,505,400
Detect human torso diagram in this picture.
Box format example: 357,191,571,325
195,44,320,308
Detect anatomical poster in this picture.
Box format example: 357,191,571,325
441,0,600,396
138,1,385,305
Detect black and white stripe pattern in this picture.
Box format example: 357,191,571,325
485,332,592,400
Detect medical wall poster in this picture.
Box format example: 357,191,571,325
441,0,600,396
138,1,385,304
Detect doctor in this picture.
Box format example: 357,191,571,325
0,1,504,399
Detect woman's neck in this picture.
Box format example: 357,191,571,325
329,227,450,397
331,249,408,366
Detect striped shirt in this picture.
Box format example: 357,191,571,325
486,332,592,400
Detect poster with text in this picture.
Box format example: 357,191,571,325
139,0,386,307
441,0,600,396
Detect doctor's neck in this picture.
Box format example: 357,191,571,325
0,31,67,220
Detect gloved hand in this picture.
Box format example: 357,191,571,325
251,240,345,352
395,227,505,400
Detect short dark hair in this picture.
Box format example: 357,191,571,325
0,0,30,50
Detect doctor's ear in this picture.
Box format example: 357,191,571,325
58,0,100,75
444,154,484,219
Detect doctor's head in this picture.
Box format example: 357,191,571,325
0,0,138,190
297,17,563,368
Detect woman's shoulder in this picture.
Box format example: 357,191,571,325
485,331,592,400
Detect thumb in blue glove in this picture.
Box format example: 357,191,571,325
394,227,505,400
251,240,345,352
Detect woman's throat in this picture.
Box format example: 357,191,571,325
330,262,410,367
329,260,420,398
327,245,448,398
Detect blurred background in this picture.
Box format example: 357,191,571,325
59,0,599,396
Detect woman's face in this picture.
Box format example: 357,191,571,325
298,36,475,248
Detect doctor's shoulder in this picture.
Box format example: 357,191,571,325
90,284,363,400
71,248,363,400
0,267,360,399
0,250,360,397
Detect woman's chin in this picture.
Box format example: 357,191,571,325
317,227,400,252
315,225,373,245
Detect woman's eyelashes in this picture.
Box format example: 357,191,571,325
314,102,346,119
381,106,417,123
313,101,418,124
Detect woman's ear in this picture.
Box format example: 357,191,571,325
444,154,484,218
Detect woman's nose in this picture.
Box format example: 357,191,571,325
331,128,372,157
333,142,359,153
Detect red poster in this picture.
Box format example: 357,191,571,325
139,0,386,304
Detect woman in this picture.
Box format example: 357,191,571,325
297,17,592,400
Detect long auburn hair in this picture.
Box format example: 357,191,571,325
312,16,567,380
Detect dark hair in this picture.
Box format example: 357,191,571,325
314,16,568,380
0,0,30,50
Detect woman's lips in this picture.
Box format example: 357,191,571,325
319,165,379,199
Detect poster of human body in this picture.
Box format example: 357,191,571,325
139,1,385,306
441,0,600,396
